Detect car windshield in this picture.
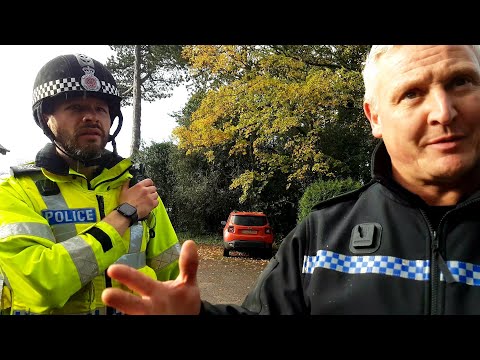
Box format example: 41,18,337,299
232,215,267,226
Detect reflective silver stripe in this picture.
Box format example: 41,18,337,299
51,223,78,243
148,242,181,271
60,236,99,286
129,223,143,253
40,191,77,242
113,223,145,268
115,251,146,269
2,271,10,288
0,222,56,242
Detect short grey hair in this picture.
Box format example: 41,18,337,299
362,45,480,110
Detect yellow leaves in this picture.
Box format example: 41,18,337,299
175,45,368,203
230,170,254,189
204,150,215,163
258,53,308,81
230,170,255,204
173,87,236,154
303,68,363,109
182,45,250,76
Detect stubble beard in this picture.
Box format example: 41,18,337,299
56,129,108,161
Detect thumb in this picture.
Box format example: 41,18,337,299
122,180,130,191
178,240,199,286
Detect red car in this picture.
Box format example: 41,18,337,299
221,211,274,259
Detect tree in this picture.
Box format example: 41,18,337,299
132,45,142,157
106,45,188,156
174,45,373,203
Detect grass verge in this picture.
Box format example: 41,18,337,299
177,232,223,245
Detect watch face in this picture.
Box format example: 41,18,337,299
118,203,136,217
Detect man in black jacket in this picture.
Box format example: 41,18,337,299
102,45,480,314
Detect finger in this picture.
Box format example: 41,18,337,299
178,240,199,286
138,178,154,187
106,264,161,296
101,287,150,315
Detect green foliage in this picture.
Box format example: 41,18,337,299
137,140,242,235
297,178,362,223
133,140,176,211
106,45,188,107
177,232,222,245
169,147,242,234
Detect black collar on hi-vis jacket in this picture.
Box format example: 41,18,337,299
34,143,124,176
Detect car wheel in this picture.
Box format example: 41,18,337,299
223,248,230,257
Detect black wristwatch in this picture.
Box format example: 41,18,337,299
116,203,138,227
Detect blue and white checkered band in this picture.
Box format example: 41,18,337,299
303,249,480,286
32,77,119,105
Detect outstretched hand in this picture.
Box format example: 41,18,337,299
101,240,201,315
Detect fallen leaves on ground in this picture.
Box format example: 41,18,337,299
193,243,270,304
196,243,269,271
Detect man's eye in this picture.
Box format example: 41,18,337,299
451,76,471,88
403,90,419,100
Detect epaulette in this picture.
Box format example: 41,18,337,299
10,164,60,196
10,163,43,178
311,179,375,212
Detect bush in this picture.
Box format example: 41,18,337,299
297,178,361,223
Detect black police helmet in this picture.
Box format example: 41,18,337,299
32,54,123,150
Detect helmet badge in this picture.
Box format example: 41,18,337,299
75,53,101,92
81,66,101,92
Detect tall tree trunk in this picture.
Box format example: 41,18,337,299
130,45,142,156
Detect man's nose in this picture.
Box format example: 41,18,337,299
426,89,457,125
81,108,99,123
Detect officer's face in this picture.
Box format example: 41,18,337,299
45,96,111,161
364,45,480,198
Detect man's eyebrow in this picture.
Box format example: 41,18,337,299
63,102,81,109
445,65,480,80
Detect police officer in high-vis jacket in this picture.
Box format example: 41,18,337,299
0,53,181,315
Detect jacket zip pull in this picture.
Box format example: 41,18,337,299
432,231,456,284
436,252,456,284
432,231,438,252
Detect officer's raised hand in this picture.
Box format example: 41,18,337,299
118,178,159,221
101,240,201,315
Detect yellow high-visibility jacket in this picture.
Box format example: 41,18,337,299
0,145,180,315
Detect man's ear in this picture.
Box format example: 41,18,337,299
363,102,382,139
43,114,51,127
